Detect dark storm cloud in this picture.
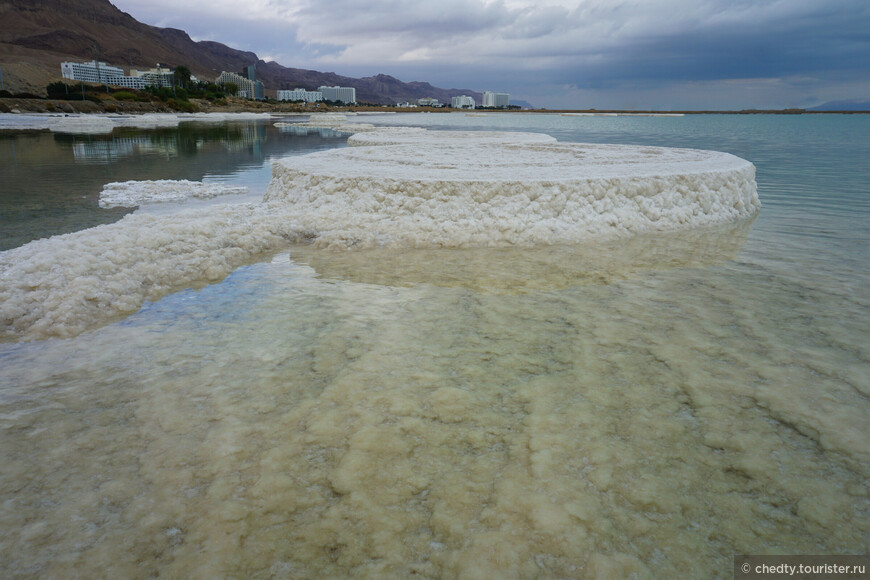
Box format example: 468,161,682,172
109,0,870,108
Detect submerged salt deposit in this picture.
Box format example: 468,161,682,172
1,235,867,577
3,114,866,579
99,180,250,208
267,130,759,248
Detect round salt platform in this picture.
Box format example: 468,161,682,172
266,129,759,249
347,128,556,147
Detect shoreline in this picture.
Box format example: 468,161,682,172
1,96,868,116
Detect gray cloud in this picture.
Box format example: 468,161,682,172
111,0,870,109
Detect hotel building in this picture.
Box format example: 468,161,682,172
277,88,323,103
451,95,476,109
217,71,265,100
318,86,356,105
482,91,510,108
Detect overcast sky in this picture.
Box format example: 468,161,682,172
110,0,870,109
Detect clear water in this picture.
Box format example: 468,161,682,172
0,113,868,578
0,119,347,250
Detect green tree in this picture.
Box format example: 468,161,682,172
223,82,239,97
173,65,192,89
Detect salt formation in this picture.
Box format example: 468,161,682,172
346,128,552,147
0,112,274,134
0,206,294,341
112,114,182,129
0,127,759,341
100,180,250,208
266,129,759,249
49,116,115,135
286,113,376,134
185,112,272,123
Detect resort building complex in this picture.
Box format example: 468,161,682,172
61,60,196,90
60,59,506,108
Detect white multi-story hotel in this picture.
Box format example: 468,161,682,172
60,60,195,90
130,66,175,88
417,97,441,107
482,91,510,108
277,88,323,103
451,95,475,109
109,76,148,90
318,86,356,104
217,71,265,100
61,60,125,84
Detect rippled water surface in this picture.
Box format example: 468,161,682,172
1,113,868,578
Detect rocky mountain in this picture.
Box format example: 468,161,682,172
0,0,482,104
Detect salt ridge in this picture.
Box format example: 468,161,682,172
0,112,273,134
100,180,250,208
0,205,297,341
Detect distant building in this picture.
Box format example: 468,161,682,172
482,91,510,108
217,71,265,100
451,95,475,109
129,65,175,88
318,86,356,104
110,76,148,90
61,60,125,84
61,60,197,90
277,88,323,103
417,97,441,107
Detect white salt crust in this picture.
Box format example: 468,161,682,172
0,112,273,134
100,180,250,208
266,130,759,249
0,206,295,341
1,128,759,340
49,116,116,134
281,113,377,134
347,129,554,147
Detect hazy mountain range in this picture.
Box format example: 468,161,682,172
0,0,487,105
807,99,870,112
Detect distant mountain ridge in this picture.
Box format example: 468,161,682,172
807,99,870,112
0,0,483,105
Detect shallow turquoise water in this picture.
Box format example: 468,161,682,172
0,113,867,578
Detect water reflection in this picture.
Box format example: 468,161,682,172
0,121,347,250
291,218,757,292
274,124,350,138
71,135,178,162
